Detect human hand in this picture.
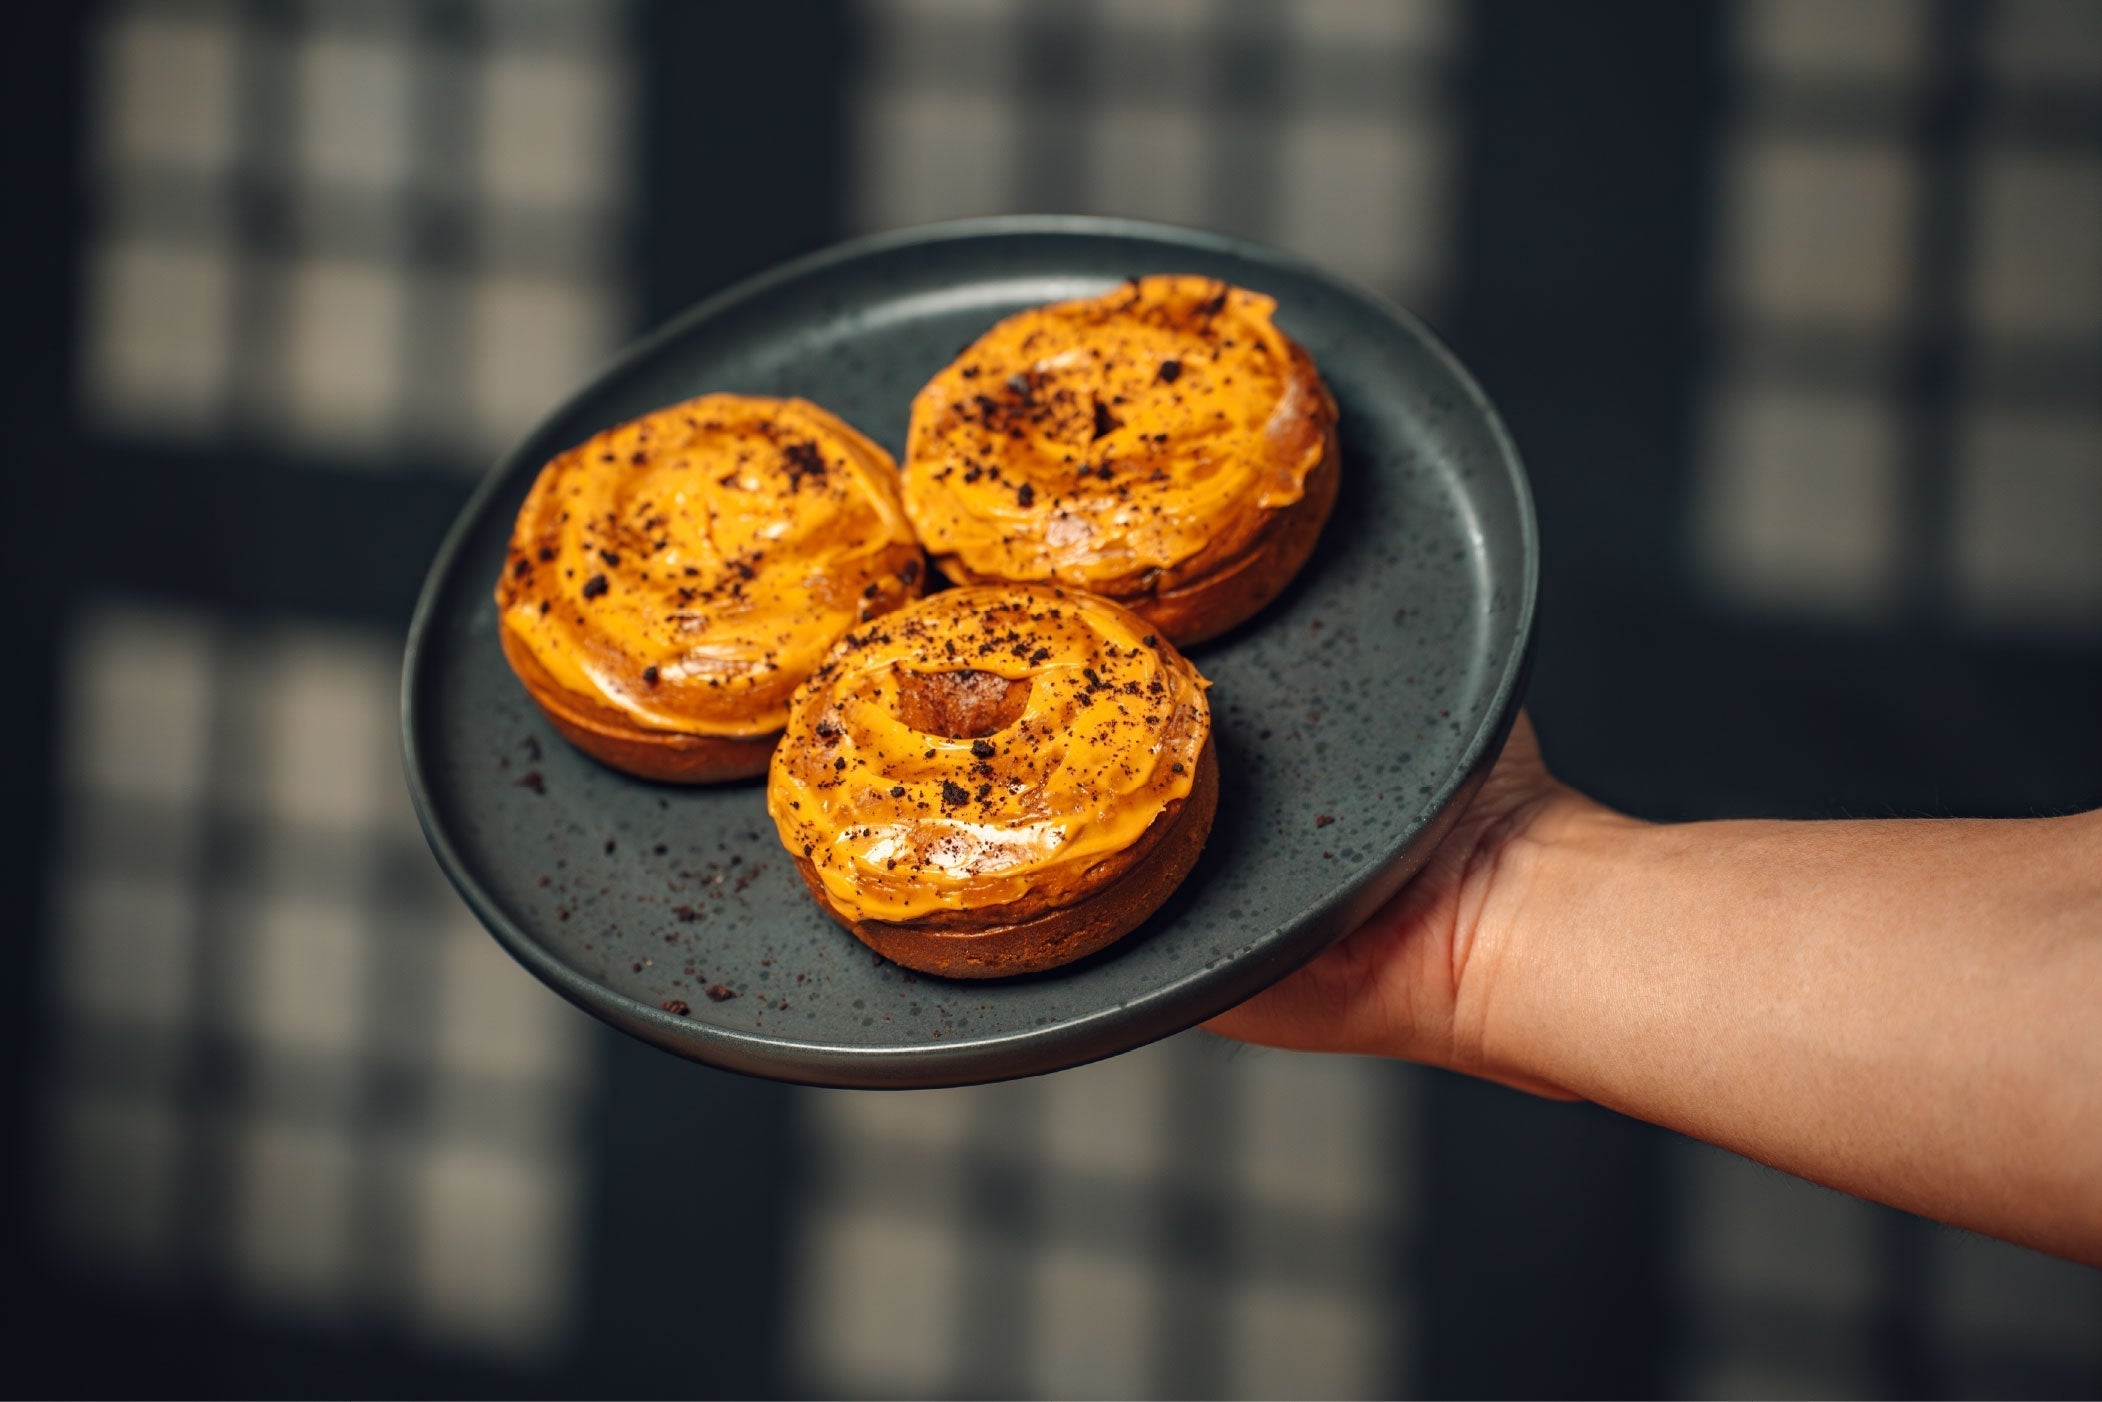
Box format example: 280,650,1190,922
1210,713,2102,1259
1204,711,1610,1098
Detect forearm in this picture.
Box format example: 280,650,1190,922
1472,804,2102,1262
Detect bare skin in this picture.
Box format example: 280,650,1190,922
1206,714,2102,1265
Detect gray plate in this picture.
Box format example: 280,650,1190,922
401,215,1536,1089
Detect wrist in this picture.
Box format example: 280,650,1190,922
1450,789,1651,1098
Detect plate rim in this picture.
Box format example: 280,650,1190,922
400,213,1539,1088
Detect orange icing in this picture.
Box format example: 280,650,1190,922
902,275,1335,595
497,395,923,738
767,585,1211,924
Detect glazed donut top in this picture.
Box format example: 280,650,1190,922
497,395,922,738
902,275,1336,595
767,585,1211,924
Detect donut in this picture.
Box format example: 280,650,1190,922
496,395,925,782
767,584,1216,978
901,275,1339,647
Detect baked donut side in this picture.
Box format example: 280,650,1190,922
496,394,925,782
789,738,1217,977
499,626,782,783
934,432,1339,648
767,584,1214,977
902,275,1340,647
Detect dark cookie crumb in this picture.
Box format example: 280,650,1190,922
515,770,546,794
661,999,690,1016
1315,814,1335,828
705,984,737,1003
1091,398,1121,440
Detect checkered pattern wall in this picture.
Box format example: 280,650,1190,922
790,1039,1416,1398
847,0,1459,315
1696,0,2102,634
46,0,631,1367
33,0,2102,1396
42,601,597,1360
82,0,632,467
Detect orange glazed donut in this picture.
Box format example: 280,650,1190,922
767,584,1216,978
496,395,925,782
901,275,1339,647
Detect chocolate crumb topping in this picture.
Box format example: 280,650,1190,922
782,439,828,489
1091,398,1121,440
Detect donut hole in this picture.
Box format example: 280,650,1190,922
896,668,1031,739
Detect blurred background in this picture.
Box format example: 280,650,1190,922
3,0,2099,1396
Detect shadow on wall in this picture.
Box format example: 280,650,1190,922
15,0,2102,1398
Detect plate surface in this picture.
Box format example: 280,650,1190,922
402,215,1536,1088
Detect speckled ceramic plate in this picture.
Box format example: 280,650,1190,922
402,215,1536,1089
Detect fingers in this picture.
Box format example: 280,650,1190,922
1200,706,1573,1077
1200,917,1416,1057
1200,979,1343,1052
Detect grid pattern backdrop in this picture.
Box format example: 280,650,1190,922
8,0,2100,1398
41,601,596,1361
82,0,632,467
1696,0,2102,634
